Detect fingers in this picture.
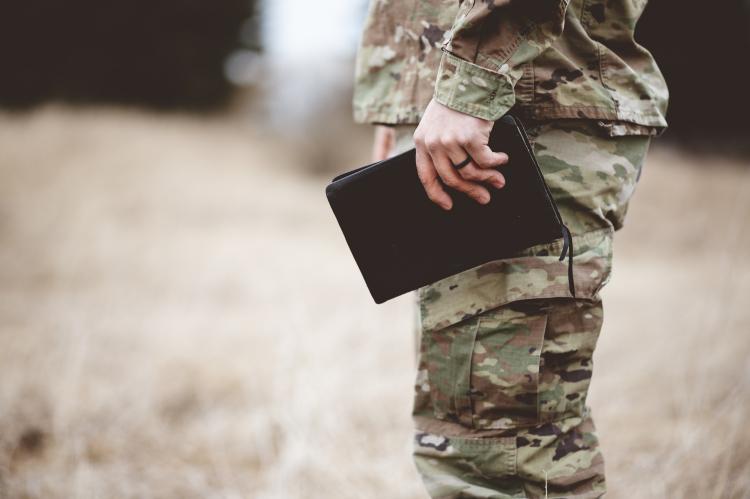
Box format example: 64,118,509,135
412,98,508,208
429,144,491,205
457,163,505,189
415,147,453,210
463,135,509,169
441,140,504,193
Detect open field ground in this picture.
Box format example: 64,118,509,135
1,107,749,498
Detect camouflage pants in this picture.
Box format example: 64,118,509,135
392,120,651,498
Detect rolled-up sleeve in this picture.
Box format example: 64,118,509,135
435,0,570,120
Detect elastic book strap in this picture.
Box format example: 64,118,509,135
558,225,575,298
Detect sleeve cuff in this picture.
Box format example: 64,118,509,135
434,51,515,121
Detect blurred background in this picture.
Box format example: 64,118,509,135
0,1,749,498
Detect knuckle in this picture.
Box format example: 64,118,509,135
417,172,433,186
439,134,457,147
476,153,494,168
467,131,483,144
460,168,477,180
443,176,459,188
475,158,492,169
474,170,490,181
425,136,440,151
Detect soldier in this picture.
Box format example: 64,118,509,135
354,0,668,497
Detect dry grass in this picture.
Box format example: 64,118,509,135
0,106,748,498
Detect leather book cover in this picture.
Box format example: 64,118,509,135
325,115,570,304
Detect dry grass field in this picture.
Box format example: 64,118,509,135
0,106,749,498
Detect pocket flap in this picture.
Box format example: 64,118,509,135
418,228,613,334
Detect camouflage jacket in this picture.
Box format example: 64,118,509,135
353,0,668,133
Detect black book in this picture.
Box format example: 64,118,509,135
325,115,573,304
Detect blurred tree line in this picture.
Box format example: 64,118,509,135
637,0,750,139
0,0,748,140
0,0,257,109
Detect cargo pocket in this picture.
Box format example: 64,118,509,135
413,431,525,498
421,316,480,427
418,300,549,430
414,228,613,431
469,304,548,430
537,299,603,423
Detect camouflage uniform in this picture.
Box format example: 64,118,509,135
354,1,667,497
354,0,667,129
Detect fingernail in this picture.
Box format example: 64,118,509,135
480,195,490,204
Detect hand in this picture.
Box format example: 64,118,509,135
372,125,396,162
413,98,509,210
